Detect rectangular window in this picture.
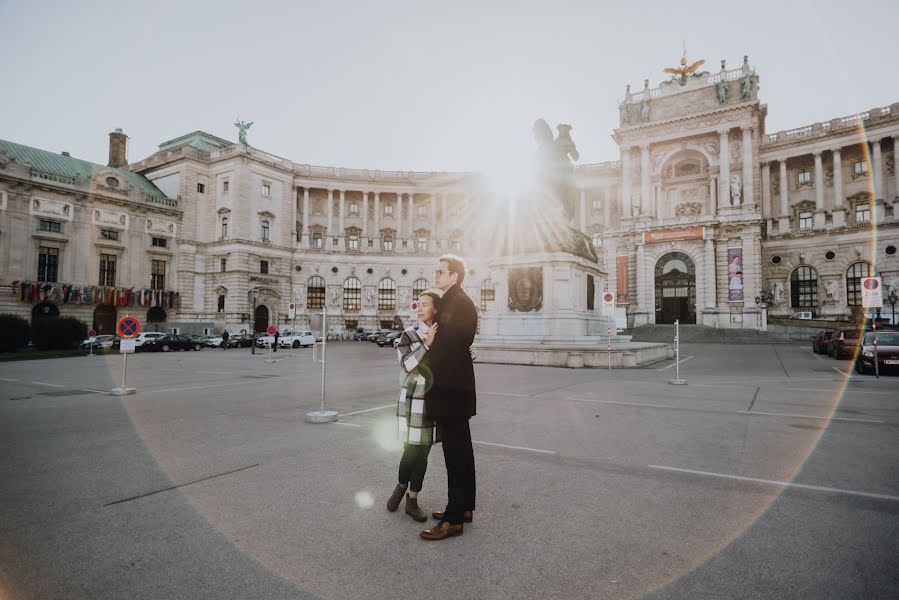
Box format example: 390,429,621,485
99,254,116,286
452,240,462,251
332,237,338,246
262,183,271,197
852,160,868,175
348,235,359,251
417,205,427,216
101,229,119,241
383,237,394,252
151,237,167,248
417,237,427,252
150,259,166,290
260,260,269,274
592,233,602,248
223,180,229,193
592,199,601,210
312,232,323,248
39,219,61,233
384,204,393,215
220,258,227,272
37,246,59,282
798,211,813,229
368,239,374,247
221,217,228,237
261,221,270,241
797,170,811,185
855,203,870,223
197,182,205,193
349,202,359,215
217,295,225,312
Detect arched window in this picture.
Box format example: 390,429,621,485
791,266,818,309
480,279,495,312
846,262,871,307
343,277,361,311
378,278,396,311
412,278,430,300
307,276,326,310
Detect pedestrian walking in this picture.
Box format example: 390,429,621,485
221,329,229,350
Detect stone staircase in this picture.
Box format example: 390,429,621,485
627,324,804,344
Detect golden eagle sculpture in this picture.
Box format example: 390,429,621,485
664,47,705,86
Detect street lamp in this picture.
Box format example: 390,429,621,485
249,287,260,354
755,289,773,331
888,289,898,326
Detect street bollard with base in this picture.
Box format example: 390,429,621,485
668,319,688,385
110,338,137,395
305,307,337,423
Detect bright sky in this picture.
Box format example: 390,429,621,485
1,0,897,173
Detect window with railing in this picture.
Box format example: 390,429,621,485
790,266,818,309
150,259,166,290
38,247,59,282
343,277,361,311
846,262,870,306
307,276,326,310
855,203,870,223
378,278,396,311
99,254,116,286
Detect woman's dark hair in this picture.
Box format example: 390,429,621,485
419,290,442,313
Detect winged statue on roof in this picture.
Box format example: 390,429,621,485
663,44,706,86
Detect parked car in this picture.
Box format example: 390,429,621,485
829,327,865,360
202,335,224,348
812,331,833,354
855,330,899,374
278,330,316,348
134,332,166,348
353,330,369,341
255,333,278,348
369,330,389,342
791,311,814,320
141,334,204,352
227,334,255,348
80,334,116,350
377,331,401,347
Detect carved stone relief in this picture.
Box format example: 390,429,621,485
508,267,543,312
93,208,129,229
30,197,73,220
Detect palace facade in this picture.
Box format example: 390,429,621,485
1,55,897,334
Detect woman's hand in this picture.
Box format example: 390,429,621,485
425,323,438,347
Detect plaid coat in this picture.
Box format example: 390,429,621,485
395,324,439,446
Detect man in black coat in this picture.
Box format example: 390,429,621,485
419,254,478,541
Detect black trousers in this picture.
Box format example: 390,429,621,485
398,443,431,493
439,416,476,524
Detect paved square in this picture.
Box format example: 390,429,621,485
1,343,897,599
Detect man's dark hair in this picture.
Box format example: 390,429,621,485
439,254,466,286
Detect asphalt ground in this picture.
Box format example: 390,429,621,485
0,341,897,599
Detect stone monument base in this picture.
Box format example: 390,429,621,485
474,338,672,368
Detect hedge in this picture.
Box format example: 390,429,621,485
30,316,88,350
0,314,31,352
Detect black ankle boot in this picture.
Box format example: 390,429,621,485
387,484,406,512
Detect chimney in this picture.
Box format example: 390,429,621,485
108,128,129,168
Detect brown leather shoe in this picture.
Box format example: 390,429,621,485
420,521,463,541
431,510,473,523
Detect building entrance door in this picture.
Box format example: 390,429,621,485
655,252,696,324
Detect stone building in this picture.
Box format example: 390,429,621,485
2,54,897,335
0,130,182,335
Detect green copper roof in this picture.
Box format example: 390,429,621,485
0,138,170,200
158,131,233,153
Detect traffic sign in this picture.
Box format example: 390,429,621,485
120,339,136,354
266,325,278,336
861,277,883,308
117,316,141,338
601,291,615,316
288,302,296,319
87,329,97,338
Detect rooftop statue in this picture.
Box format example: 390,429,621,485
662,45,705,86
234,119,253,145
533,118,579,224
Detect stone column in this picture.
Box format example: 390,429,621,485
704,237,717,312
579,189,587,230
640,144,651,216
408,192,415,241
396,193,403,240
302,187,310,246
621,148,632,217
813,151,826,229
326,189,334,236
893,136,899,217
741,126,753,206
430,193,437,249
832,149,845,227
338,189,346,234
778,159,790,232
761,162,771,215
602,188,610,225
635,243,649,324
872,138,884,201
718,130,730,209
374,192,381,243
708,177,717,213
361,191,369,237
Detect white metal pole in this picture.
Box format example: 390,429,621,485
320,306,327,411
121,352,127,389
608,326,612,370
675,320,680,381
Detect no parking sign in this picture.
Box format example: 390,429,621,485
861,277,883,308
601,291,615,316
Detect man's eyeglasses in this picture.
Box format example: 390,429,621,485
435,269,446,277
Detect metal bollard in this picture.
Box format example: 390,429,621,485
305,307,338,423
668,319,687,385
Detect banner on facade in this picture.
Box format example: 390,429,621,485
616,256,629,304
727,247,744,301
643,227,704,244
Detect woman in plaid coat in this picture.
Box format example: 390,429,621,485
386,288,443,522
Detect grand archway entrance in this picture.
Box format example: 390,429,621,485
655,252,696,324
253,305,269,334
93,304,117,335
147,306,167,325
31,302,60,321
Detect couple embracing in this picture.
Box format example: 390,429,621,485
386,254,478,541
